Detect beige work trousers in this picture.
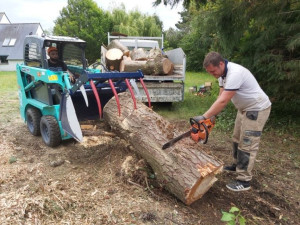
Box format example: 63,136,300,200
232,106,271,181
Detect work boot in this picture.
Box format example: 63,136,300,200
223,164,236,172
226,180,251,192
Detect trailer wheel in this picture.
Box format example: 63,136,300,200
40,116,61,147
26,107,42,136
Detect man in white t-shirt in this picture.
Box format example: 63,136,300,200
194,52,271,192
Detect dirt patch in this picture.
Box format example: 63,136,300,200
0,102,299,224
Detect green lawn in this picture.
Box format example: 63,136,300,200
0,71,17,91
0,71,19,123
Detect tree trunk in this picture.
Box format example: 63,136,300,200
105,48,123,71
107,40,130,57
146,56,174,75
120,60,149,74
148,47,163,59
120,56,174,75
130,48,148,61
103,92,224,205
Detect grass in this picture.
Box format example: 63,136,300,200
153,71,299,136
0,71,19,123
0,71,17,91
153,71,237,131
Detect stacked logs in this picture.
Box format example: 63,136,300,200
104,40,174,75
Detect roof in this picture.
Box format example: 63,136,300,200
0,23,42,60
0,12,11,24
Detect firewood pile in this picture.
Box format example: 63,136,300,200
104,40,174,75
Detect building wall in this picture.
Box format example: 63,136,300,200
0,59,22,71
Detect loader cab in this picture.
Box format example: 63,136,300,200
23,35,87,72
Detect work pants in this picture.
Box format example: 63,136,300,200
232,106,271,181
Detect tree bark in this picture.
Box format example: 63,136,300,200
107,40,130,57
120,60,149,74
146,56,174,75
120,56,174,75
103,92,224,205
148,47,163,59
130,48,148,61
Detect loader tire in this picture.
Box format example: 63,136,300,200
26,107,42,136
40,116,61,147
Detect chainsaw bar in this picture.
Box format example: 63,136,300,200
162,130,191,150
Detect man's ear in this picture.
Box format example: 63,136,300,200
219,61,225,67
219,61,225,72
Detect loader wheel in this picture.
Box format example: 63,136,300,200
26,107,42,136
40,116,61,147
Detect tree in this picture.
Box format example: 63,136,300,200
53,0,113,63
157,0,300,116
153,0,207,9
110,4,163,37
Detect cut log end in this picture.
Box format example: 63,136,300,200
185,164,223,205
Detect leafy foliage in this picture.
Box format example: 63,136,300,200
171,0,300,116
53,0,163,63
163,27,183,50
110,4,162,36
153,0,207,9
53,0,113,63
221,207,246,225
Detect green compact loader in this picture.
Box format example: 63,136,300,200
16,35,150,147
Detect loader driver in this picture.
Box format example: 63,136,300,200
194,51,271,192
47,47,75,83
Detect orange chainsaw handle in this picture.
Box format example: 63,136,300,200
189,117,216,144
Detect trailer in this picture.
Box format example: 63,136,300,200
101,33,186,103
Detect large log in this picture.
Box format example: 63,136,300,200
146,55,174,75
103,92,223,205
105,48,123,71
107,40,130,57
130,48,148,61
119,60,149,74
120,55,174,75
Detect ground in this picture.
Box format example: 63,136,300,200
0,96,299,224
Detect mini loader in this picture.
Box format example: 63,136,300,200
16,34,151,147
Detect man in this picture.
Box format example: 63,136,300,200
194,51,271,191
47,47,75,83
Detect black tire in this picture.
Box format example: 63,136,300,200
40,116,61,147
26,107,42,136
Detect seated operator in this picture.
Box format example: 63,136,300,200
47,47,75,83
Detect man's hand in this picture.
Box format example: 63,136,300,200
192,115,206,123
69,75,75,83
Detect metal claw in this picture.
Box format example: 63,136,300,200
79,85,89,107
139,78,151,108
90,80,102,118
125,78,137,110
108,79,121,116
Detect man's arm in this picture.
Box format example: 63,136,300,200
203,90,236,118
67,69,76,83
218,87,224,97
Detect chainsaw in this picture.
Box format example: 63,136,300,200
162,116,216,150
